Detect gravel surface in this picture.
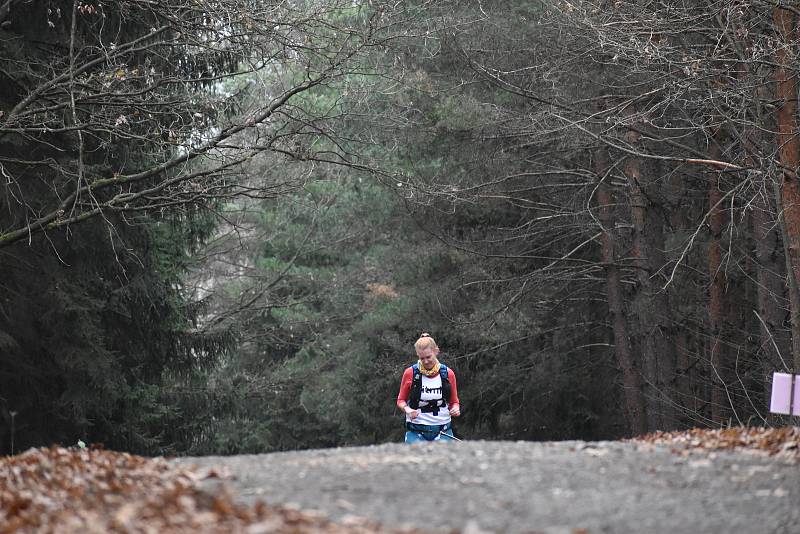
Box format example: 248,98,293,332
175,440,799,534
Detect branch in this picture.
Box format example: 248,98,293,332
554,112,749,172
0,75,323,247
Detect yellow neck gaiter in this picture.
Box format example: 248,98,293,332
418,358,441,377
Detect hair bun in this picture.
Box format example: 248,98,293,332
420,332,430,337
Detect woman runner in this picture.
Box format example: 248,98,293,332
396,333,461,442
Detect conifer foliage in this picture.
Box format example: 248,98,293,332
0,0,401,453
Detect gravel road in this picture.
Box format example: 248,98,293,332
175,440,799,533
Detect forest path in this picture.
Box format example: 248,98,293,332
175,439,798,533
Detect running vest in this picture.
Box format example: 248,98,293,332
408,363,451,416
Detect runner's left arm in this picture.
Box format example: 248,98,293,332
448,368,460,415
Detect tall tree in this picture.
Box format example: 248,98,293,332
595,146,647,434
707,132,730,424
772,5,800,372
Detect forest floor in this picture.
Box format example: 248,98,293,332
2,427,798,533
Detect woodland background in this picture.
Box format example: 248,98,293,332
1,0,799,456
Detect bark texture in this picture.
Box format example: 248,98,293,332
773,6,800,372
595,148,647,436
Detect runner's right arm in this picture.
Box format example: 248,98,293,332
396,367,419,419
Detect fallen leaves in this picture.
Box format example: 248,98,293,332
0,446,421,533
633,426,800,460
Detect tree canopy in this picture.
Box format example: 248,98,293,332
2,0,800,455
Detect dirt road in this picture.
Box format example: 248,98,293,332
177,439,799,533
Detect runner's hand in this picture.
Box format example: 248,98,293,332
407,409,420,420
449,406,460,417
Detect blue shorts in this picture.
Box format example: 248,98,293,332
404,421,456,443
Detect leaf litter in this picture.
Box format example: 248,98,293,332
0,445,425,533
632,426,800,461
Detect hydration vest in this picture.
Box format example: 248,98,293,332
408,363,451,416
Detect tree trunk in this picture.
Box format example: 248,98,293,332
707,133,730,425
773,6,800,372
595,147,647,436
622,119,675,430
666,170,693,428
748,141,790,380
647,160,677,430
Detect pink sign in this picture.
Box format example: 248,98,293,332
796,378,800,416
770,372,800,416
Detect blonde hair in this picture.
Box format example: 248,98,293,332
414,332,438,351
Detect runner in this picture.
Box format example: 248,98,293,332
396,333,461,442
